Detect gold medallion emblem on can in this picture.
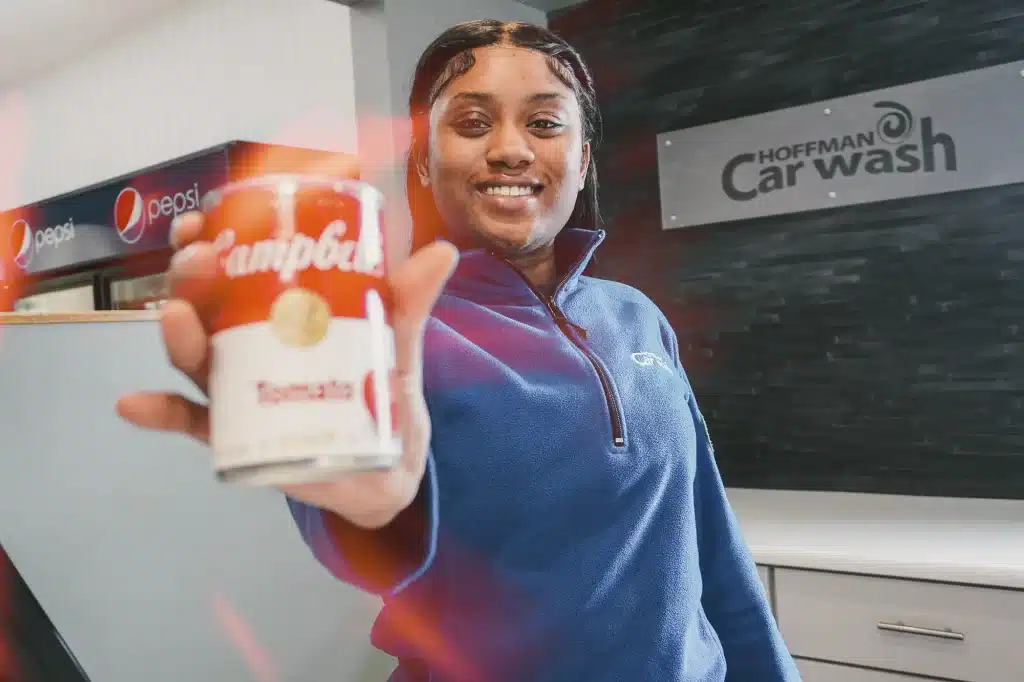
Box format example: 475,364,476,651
269,288,331,348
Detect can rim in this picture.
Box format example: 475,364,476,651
200,174,383,212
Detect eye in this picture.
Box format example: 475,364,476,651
453,117,490,135
529,119,566,133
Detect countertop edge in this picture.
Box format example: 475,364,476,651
0,311,159,324
728,488,1024,590
748,546,1024,590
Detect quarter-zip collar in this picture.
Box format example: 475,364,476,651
443,228,606,306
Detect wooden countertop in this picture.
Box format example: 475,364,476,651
0,311,159,324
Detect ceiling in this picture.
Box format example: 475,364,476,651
0,0,188,85
0,0,588,86
0,0,592,81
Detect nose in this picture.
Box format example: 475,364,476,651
485,122,535,170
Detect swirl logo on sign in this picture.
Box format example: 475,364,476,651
873,100,914,145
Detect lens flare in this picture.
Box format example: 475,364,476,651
0,89,29,318
211,592,279,682
0,549,19,681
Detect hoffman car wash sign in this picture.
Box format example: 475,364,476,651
656,60,1024,229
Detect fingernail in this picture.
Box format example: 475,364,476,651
169,216,183,249
171,242,201,267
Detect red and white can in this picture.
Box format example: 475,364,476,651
200,175,400,486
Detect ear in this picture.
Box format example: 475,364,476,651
578,141,591,192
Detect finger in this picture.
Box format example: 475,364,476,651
390,240,459,322
169,212,205,250
167,241,218,304
116,391,210,443
389,241,459,377
393,376,431,480
160,299,211,394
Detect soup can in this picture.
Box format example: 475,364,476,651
200,175,400,486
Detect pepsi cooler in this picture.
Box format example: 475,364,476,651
2,141,356,312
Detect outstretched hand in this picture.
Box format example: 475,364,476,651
116,211,458,528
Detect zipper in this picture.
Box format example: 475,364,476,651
499,256,627,448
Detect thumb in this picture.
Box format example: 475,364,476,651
389,241,459,376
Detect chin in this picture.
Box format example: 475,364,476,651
463,217,532,251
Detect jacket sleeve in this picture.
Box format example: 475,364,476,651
285,450,440,597
687,391,802,681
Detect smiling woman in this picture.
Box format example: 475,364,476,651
415,47,590,253
405,22,601,269
287,19,801,682
118,18,801,682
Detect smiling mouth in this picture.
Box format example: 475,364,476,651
475,183,544,198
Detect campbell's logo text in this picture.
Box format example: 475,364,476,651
214,220,383,282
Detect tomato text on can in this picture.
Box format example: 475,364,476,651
200,175,400,486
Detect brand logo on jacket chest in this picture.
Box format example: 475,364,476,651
631,352,671,372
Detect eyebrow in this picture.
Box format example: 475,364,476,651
451,91,568,104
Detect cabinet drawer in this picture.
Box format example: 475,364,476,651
775,568,1024,682
796,658,927,682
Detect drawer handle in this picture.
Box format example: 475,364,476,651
876,621,965,641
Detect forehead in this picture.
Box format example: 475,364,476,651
442,45,573,101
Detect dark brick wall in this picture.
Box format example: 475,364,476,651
551,0,1024,499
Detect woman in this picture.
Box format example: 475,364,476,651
118,20,800,682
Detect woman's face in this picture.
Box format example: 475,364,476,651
420,45,591,254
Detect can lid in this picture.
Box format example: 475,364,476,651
200,174,383,213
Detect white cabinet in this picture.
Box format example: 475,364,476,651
774,568,1024,682
796,659,927,681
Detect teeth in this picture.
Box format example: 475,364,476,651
484,185,536,197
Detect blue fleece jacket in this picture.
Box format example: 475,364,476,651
287,228,800,682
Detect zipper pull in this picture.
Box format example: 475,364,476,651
550,305,588,339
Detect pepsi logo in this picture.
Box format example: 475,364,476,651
113,182,202,245
114,187,145,244
9,219,33,270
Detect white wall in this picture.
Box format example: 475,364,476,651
8,0,357,209
0,319,384,682
385,0,546,113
